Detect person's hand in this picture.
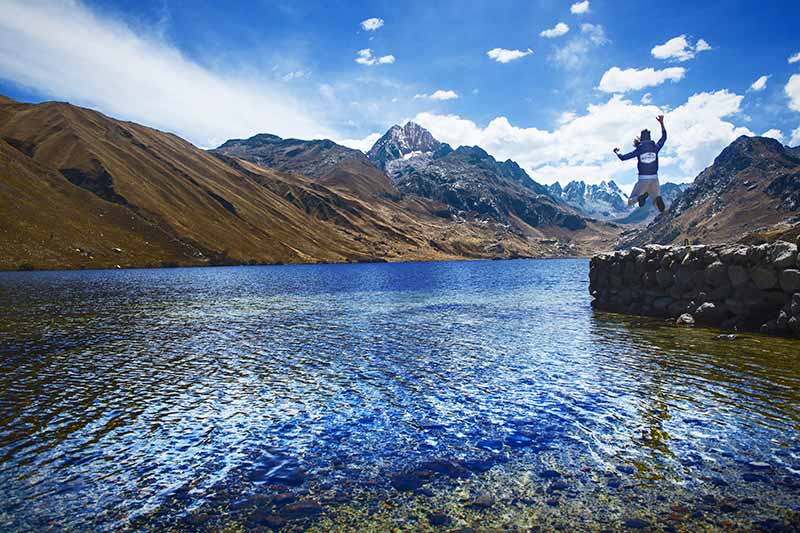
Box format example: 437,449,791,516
656,114,664,124
613,147,620,153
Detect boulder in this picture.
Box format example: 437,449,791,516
676,313,695,326
751,266,778,290
727,265,749,287
695,302,728,322
792,293,800,316
705,261,728,287
769,241,797,269
653,297,673,314
780,269,800,293
777,310,790,331
656,268,674,288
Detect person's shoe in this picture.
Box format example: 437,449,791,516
637,192,649,207
655,196,665,212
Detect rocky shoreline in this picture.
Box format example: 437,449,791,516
589,240,800,337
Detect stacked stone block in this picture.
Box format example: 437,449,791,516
589,241,800,337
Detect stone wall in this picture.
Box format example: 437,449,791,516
589,241,800,337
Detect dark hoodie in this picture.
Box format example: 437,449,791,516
617,127,667,175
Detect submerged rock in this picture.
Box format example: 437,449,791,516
466,493,496,509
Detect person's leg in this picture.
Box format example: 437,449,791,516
651,180,665,212
628,179,645,207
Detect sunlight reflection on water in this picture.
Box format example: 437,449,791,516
0,259,798,531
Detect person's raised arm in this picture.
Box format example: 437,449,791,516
656,115,667,150
614,147,638,161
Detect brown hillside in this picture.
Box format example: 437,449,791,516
0,97,620,270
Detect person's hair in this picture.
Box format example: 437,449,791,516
633,136,641,147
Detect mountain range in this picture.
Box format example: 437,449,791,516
1,93,798,271
0,96,617,270
547,179,689,223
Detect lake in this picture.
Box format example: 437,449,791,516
1,259,798,532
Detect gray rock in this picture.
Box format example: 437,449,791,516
705,261,728,287
695,302,727,322
668,300,692,316
653,297,673,314
747,244,769,265
769,241,797,269
655,268,674,288
780,269,800,293
789,316,800,334
792,293,800,316
727,265,749,287
777,310,790,330
751,266,778,290
676,313,695,326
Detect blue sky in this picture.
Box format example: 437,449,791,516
1,0,799,190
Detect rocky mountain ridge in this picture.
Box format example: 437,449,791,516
626,136,800,247
366,122,583,231
548,179,689,223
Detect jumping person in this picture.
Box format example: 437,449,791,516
613,115,667,212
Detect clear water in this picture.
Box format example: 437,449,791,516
0,259,798,532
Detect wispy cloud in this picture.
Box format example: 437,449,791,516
0,0,329,147
791,127,800,146
570,1,590,15
282,70,310,82
360,17,384,31
598,66,686,93
355,48,395,66
789,51,800,64
749,75,769,91
540,22,569,39
651,35,711,62
549,23,607,70
487,48,533,63
415,90,459,101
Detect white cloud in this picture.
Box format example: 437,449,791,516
570,1,589,14
761,129,784,143
407,90,751,187
487,47,533,63
598,66,686,93
0,0,329,147
695,39,711,53
360,18,384,31
430,90,459,101
790,127,800,146
540,22,569,38
788,51,800,64
641,92,653,104
549,23,607,70
282,70,309,81
337,132,381,152
414,90,459,101
786,74,800,112
749,75,769,91
355,48,394,66
651,35,711,62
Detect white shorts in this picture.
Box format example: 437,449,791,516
628,175,660,206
